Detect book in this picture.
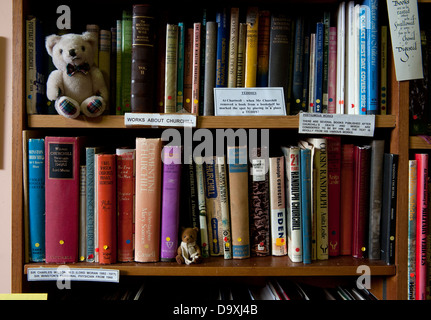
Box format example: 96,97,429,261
131,4,156,113
249,147,270,257
228,145,250,259
121,10,132,114
228,7,240,87
164,24,179,113
415,153,428,300
345,2,359,115
179,154,200,232
358,5,368,115
352,145,371,259
116,148,135,262
199,10,207,116
216,156,232,259
308,33,316,113
28,138,45,262
368,140,385,259
79,165,86,262
380,25,388,115
340,143,355,255
115,19,122,115
95,153,117,264
98,29,111,111
245,7,259,88
155,11,168,113
110,26,117,114
269,156,287,257
195,157,210,258
236,23,247,87
336,1,345,114
282,146,302,262
314,22,324,113
45,136,81,263
327,26,337,114
135,138,162,262
86,24,99,66
408,160,417,300
298,145,312,264
380,153,398,265
292,16,305,113
177,22,185,112
184,27,193,113
216,8,228,89
325,136,341,257
192,23,201,114
322,11,330,113
256,10,270,87
160,145,182,261
268,13,292,114
203,21,217,116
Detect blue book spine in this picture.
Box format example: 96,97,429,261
85,148,96,262
215,8,228,88
28,138,45,262
300,148,312,264
314,22,324,113
359,5,368,115
363,0,379,115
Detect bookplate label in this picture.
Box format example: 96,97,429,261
27,267,120,283
124,113,197,128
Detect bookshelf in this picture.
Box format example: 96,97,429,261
12,0,410,300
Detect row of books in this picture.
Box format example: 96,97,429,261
25,132,397,266
25,0,386,117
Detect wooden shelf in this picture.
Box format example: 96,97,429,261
24,256,396,277
27,114,397,129
409,136,431,149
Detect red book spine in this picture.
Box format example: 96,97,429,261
116,149,135,262
45,136,80,263
325,136,341,256
96,154,117,264
340,144,354,255
352,145,371,258
415,153,428,300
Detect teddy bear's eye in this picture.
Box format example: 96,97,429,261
59,49,63,54
81,46,85,51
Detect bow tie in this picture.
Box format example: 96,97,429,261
66,63,90,76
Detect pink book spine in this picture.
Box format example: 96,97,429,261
328,26,337,114
191,23,201,114
45,136,80,263
160,146,182,261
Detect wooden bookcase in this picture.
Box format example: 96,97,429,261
11,0,410,300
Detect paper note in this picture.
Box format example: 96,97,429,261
387,0,423,81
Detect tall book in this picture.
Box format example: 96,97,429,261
155,11,168,113
415,153,428,300
345,2,359,115
325,136,341,257
121,10,132,114
79,165,86,261
228,145,250,259
228,7,240,87
95,153,117,264
308,33,316,113
322,11,330,113
249,147,270,257
298,146,312,264
358,5,368,115
160,146,182,261
192,23,201,114
408,160,417,300
336,1,345,114
203,21,217,116
216,8,228,89
45,136,81,263
256,10,270,87
327,26,337,114
268,13,292,114
314,22,324,113
216,156,232,259
177,22,185,112
28,138,45,262
99,29,111,111
245,7,259,88
110,26,117,114
368,140,385,259
115,19,122,115
204,157,223,256
131,4,156,113
135,138,162,262
380,25,388,115
269,156,287,257
282,146,302,262
236,23,247,87
116,148,135,262
380,153,398,265
195,157,210,258
352,145,371,259
164,24,179,113
340,144,355,255
184,28,194,113
292,16,305,113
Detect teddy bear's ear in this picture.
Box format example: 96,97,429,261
45,34,61,57
193,227,199,233
81,31,97,47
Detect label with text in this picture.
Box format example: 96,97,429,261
124,113,196,127
27,268,120,283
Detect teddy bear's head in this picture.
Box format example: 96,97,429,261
45,32,97,71
180,227,199,244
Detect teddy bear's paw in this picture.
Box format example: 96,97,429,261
81,96,106,118
55,96,80,118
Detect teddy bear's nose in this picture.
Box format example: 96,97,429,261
69,49,76,57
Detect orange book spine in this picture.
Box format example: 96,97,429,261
96,154,117,264
134,138,162,262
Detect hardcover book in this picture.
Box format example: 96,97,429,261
256,10,270,87
164,24,179,113
236,23,247,87
121,10,132,114
79,165,86,261
192,23,201,114
45,136,81,263
336,1,345,114
216,8,228,89
340,144,355,255
203,21,217,116
407,160,417,300
216,156,232,259
298,143,312,264
228,7,240,87
292,16,305,113
195,157,210,258
245,7,259,88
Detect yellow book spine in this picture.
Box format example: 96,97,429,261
244,7,259,88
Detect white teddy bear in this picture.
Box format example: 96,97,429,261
45,32,108,118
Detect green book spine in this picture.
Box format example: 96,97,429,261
121,11,132,114
164,24,178,113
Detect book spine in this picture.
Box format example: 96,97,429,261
415,153,428,300
177,22,185,112
327,27,337,114
192,23,201,114
301,28,310,113
131,4,156,113
228,146,250,259
195,157,210,258
257,10,270,87
359,5,368,115
110,26,117,114
45,137,80,263
85,147,98,262
115,19,122,115
199,11,207,116
155,13,168,113
299,147,312,264
245,7,259,88
121,11,132,114
381,153,398,265
314,23,324,113
99,30,111,109
79,165,86,262
408,160,417,300
164,24,178,113
322,11,330,113
292,16,305,114
135,138,162,262
236,23,247,87
203,21,217,116
308,33,316,113
86,24,100,66
336,1,345,114
216,8,228,88
116,148,135,262
28,138,45,262
160,146,182,261
269,156,287,256
340,144,355,255
345,2,357,115
249,147,270,257
26,18,35,115
380,25,388,115
228,7,239,87
216,156,232,259
184,28,193,113
96,154,117,264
